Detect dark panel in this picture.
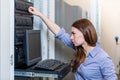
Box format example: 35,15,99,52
15,0,33,15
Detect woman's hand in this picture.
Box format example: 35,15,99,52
28,6,41,16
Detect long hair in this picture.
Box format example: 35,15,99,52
71,19,97,72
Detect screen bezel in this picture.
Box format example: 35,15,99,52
24,30,41,67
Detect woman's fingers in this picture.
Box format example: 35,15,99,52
28,6,40,16
28,6,34,13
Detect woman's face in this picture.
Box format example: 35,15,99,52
71,27,85,46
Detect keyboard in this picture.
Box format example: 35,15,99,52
34,59,65,71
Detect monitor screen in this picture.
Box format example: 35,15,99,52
24,30,41,67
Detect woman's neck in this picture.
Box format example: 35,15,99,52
82,43,95,55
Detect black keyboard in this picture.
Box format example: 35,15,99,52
34,59,65,71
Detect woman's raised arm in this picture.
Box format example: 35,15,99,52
28,6,60,35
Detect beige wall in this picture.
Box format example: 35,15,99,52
101,0,120,74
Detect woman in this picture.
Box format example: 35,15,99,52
28,6,117,80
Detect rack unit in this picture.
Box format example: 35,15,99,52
14,0,33,68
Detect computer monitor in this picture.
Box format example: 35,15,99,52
24,30,41,67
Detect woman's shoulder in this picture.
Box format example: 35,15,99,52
90,46,109,58
95,47,113,65
95,46,109,57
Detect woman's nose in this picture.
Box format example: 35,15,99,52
70,35,73,40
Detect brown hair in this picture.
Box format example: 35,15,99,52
71,19,97,72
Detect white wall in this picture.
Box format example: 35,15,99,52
33,0,55,60
0,0,14,80
101,0,120,74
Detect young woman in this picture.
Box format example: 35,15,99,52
28,6,117,80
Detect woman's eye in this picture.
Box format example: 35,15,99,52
72,32,75,35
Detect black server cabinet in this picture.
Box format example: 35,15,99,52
14,0,33,68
